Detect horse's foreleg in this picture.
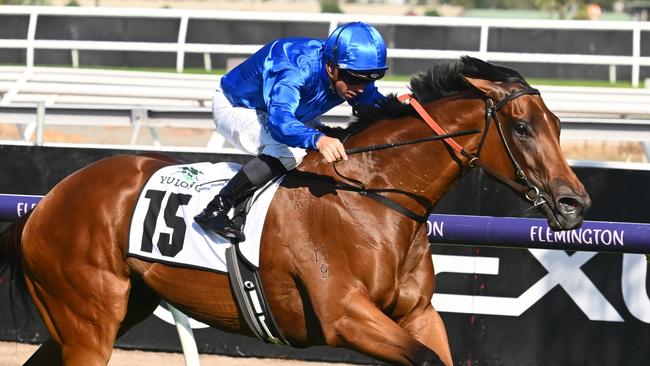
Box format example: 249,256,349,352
321,290,445,366
392,233,452,365
398,305,453,366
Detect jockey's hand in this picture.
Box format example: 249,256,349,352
316,136,348,163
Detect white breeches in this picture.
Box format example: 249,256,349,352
212,90,316,170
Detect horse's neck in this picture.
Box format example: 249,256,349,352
332,97,485,211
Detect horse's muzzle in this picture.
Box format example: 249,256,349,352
545,186,591,231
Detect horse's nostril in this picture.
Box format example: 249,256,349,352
558,196,581,214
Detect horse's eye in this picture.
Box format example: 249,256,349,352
513,122,529,137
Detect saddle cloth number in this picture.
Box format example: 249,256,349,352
140,189,193,258
127,161,279,273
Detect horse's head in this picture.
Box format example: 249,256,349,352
345,56,590,230
458,57,591,230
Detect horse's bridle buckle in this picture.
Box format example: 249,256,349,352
468,156,479,168
525,186,545,206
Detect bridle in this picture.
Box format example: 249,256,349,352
330,86,560,226
448,89,543,200
397,87,560,227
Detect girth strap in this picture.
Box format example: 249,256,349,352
225,245,290,346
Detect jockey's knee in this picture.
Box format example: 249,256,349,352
276,155,302,171
260,143,306,171
241,154,288,186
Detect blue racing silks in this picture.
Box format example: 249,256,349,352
220,37,386,150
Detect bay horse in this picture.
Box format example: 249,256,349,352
0,56,590,366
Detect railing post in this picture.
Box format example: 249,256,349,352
176,15,189,73
149,126,161,147
35,102,45,146
203,53,212,72
71,49,80,68
328,19,338,36
130,108,147,145
26,11,38,68
609,65,617,85
479,24,489,60
632,25,641,88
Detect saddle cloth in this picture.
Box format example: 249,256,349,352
127,162,280,272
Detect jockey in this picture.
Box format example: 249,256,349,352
195,22,388,241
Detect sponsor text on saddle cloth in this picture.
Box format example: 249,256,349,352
127,162,280,272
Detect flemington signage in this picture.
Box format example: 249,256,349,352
427,214,650,323
529,224,624,247
426,214,650,253
0,194,41,221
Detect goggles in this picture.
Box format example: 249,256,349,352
339,69,386,85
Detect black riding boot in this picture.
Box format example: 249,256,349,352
194,155,287,241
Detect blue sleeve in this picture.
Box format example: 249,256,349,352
348,82,386,108
265,69,324,150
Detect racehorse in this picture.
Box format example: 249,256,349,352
0,56,590,366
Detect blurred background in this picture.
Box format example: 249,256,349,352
0,0,649,162
0,0,645,20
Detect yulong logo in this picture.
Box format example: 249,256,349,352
178,166,203,183
158,166,204,190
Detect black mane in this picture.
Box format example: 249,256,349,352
340,56,529,135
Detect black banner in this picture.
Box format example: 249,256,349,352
1,145,649,365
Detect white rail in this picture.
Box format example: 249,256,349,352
1,6,649,85
3,103,650,148
1,67,648,114
1,67,649,153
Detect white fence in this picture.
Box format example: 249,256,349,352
0,67,648,149
1,67,650,153
1,6,650,85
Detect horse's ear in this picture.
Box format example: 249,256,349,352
462,76,508,101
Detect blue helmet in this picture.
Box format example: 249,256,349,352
324,22,388,74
